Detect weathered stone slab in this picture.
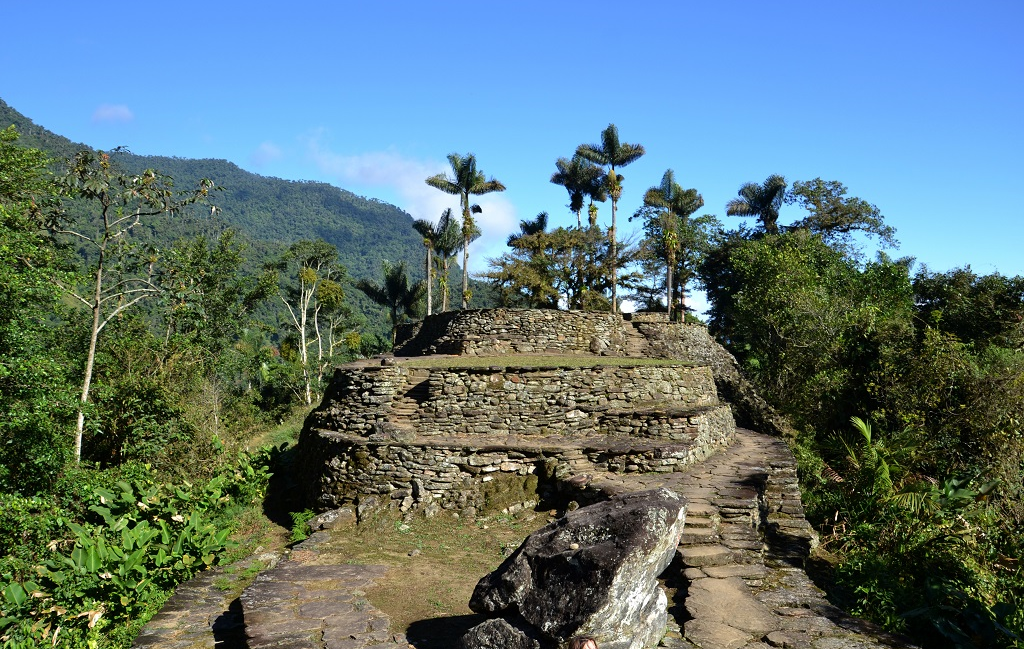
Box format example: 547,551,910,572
685,576,777,635
678,545,733,567
464,488,686,649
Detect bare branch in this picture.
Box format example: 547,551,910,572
95,292,158,335
52,227,96,243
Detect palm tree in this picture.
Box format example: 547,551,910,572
507,211,549,247
412,217,442,316
576,124,645,313
433,208,465,313
355,260,426,345
550,155,605,228
425,153,506,309
643,169,704,320
726,174,788,235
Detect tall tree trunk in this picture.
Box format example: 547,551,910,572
678,278,687,318
666,253,674,322
441,259,450,312
610,198,617,314
75,260,105,463
314,301,324,386
462,240,469,309
300,287,312,406
425,247,433,316
461,202,471,310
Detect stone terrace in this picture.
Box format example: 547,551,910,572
133,310,915,648
295,311,749,513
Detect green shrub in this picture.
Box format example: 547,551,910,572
0,446,273,647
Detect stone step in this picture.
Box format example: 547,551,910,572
677,545,734,568
685,503,717,517
683,515,714,529
680,529,719,545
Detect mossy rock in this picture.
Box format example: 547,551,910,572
481,473,540,515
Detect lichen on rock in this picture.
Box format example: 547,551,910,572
461,488,687,649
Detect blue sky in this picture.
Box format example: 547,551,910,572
3,1,1022,305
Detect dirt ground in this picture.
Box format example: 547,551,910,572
311,507,552,648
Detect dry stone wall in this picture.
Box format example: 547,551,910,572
307,363,720,438
302,413,734,514
296,309,795,515
394,309,630,356
633,321,797,438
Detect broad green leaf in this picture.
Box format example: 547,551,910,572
85,546,102,572
2,582,26,606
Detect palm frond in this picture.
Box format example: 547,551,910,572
725,197,754,217
472,179,506,195
425,174,459,195
576,143,609,166
850,416,872,445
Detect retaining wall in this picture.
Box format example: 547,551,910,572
301,410,735,513
394,309,629,356
306,363,721,438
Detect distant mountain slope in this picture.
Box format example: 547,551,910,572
109,152,422,283
0,98,422,284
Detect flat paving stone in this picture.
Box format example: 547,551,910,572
678,545,734,567
683,619,754,649
686,576,778,635
703,563,769,579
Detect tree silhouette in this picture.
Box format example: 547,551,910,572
550,155,605,228
575,124,645,312
355,260,425,344
642,169,704,319
49,150,216,461
726,174,788,235
425,153,505,309
432,208,465,313
412,217,443,316
507,211,549,247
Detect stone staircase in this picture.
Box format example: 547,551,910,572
575,428,913,649
387,370,430,429
623,322,650,357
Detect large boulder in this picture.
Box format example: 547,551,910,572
461,488,686,649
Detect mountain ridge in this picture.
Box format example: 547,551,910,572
0,97,423,286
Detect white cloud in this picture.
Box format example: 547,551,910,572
250,141,282,167
305,137,518,274
92,104,134,124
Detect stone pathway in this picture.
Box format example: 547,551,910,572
132,533,408,649
134,428,914,649
587,429,914,649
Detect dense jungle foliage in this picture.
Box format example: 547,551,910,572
700,230,1024,646
1,104,1021,649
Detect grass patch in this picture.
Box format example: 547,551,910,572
212,560,267,598
249,405,313,449
400,354,693,369
311,508,550,641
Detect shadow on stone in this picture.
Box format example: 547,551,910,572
406,613,489,649
263,444,304,529
659,551,691,626
764,527,814,567
212,597,248,648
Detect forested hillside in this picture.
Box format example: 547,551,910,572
0,98,425,324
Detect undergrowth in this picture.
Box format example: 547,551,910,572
0,414,307,649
